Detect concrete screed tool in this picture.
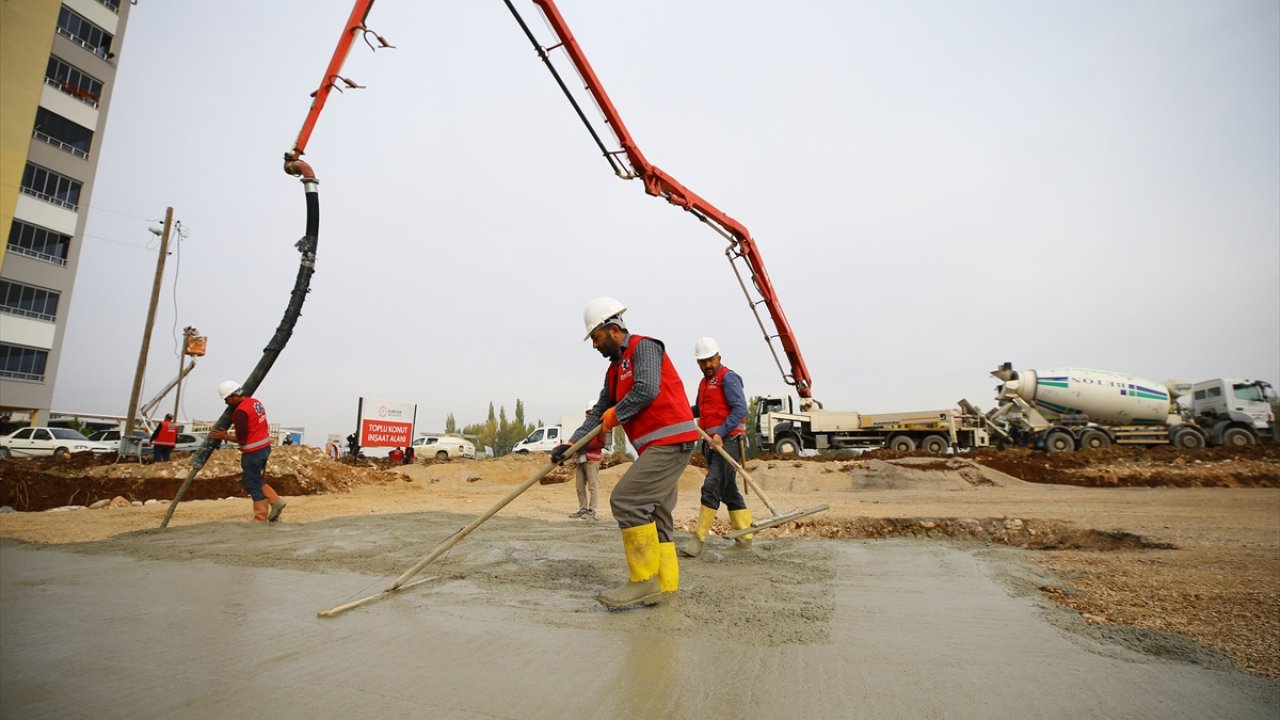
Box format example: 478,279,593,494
696,427,829,538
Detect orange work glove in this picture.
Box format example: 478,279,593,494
601,407,619,431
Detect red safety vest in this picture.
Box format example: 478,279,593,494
584,426,606,462
606,335,698,454
234,397,271,453
696,365,746,437
154,420,178,447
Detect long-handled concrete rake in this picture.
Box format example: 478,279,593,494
696,427,828,539
317,425,603,618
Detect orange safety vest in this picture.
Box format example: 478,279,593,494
696,365,746,437
606,335,698,454
234,397,271,453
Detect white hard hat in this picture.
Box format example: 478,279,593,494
694,337,720,360
218,380,243,400
582,296,627,340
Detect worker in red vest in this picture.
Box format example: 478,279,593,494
552,297,699,609
151,413,178,462
209,381,286,523
568,405,608,521
684,337,753,558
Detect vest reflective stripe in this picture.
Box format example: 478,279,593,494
606,334,699,454
155,421,178,446
697,365,746,437
236,397,272,453
630,419,700,450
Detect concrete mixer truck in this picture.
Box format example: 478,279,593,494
985,363,1276,452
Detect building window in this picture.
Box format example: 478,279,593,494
6,221,71,266
20,163,81,210
46,56,102,108
0,343,49,382
0,280,61,322
56,6,113,60
33,107,93,159
96,0,120,12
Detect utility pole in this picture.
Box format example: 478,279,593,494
121,207,173,458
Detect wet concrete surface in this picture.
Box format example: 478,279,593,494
1,513,1277,719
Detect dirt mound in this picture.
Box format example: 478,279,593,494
969,445,1280,488
0,446,398,512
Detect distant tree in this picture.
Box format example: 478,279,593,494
444,413,456,434
745,395,761,457
458,399,536,457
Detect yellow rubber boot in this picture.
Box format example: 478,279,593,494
680,505,718,558
656,541,679,601
598,522,662,609
729,508,754,550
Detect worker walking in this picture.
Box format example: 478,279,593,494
209,381,286,523
151,413,178,462
552,297,699,609
684,337,753,557
568,406,607,521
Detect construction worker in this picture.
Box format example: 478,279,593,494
552,297,699,608
209,381,286,523
568,405,607,521
684,337,753,557
150,413,178,462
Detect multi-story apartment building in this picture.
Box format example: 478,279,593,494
0,0,133,426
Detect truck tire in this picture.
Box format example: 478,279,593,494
436,450,450,460
1221,427,1255,447
888,435,916,452
920,435,948,455
775,436,801,456
1043,430,1074,453
1171,426,1205,449
1078,429,1110,450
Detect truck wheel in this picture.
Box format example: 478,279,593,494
920,435,948,455
1043,431,1074,453
1171,427,1205,449
775,437,801,455
436,451,449,460
1221,427,1255,447
1078,429,1110,450
888,436,916,452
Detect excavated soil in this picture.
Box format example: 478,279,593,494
1,443,1278,678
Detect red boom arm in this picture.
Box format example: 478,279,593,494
511,0,815,402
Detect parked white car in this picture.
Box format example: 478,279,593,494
87,429,152,455
0,427,113,459
412,435,476,460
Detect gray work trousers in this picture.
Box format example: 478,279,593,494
609,441,695,542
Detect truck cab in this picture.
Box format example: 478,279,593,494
1189,379,1276,444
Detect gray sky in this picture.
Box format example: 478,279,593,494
53,0,1280,446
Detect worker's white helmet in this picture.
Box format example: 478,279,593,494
694,337,720,360
218,380,243,400
582,296,627,340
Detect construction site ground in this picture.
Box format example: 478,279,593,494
1,444,1277,718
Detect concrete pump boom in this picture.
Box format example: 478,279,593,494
505,0,819,409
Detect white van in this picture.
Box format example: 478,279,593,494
512,412,586,454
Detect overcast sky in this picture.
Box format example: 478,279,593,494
52,0,1279,446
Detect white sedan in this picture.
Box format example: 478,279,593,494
0,427,113,459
